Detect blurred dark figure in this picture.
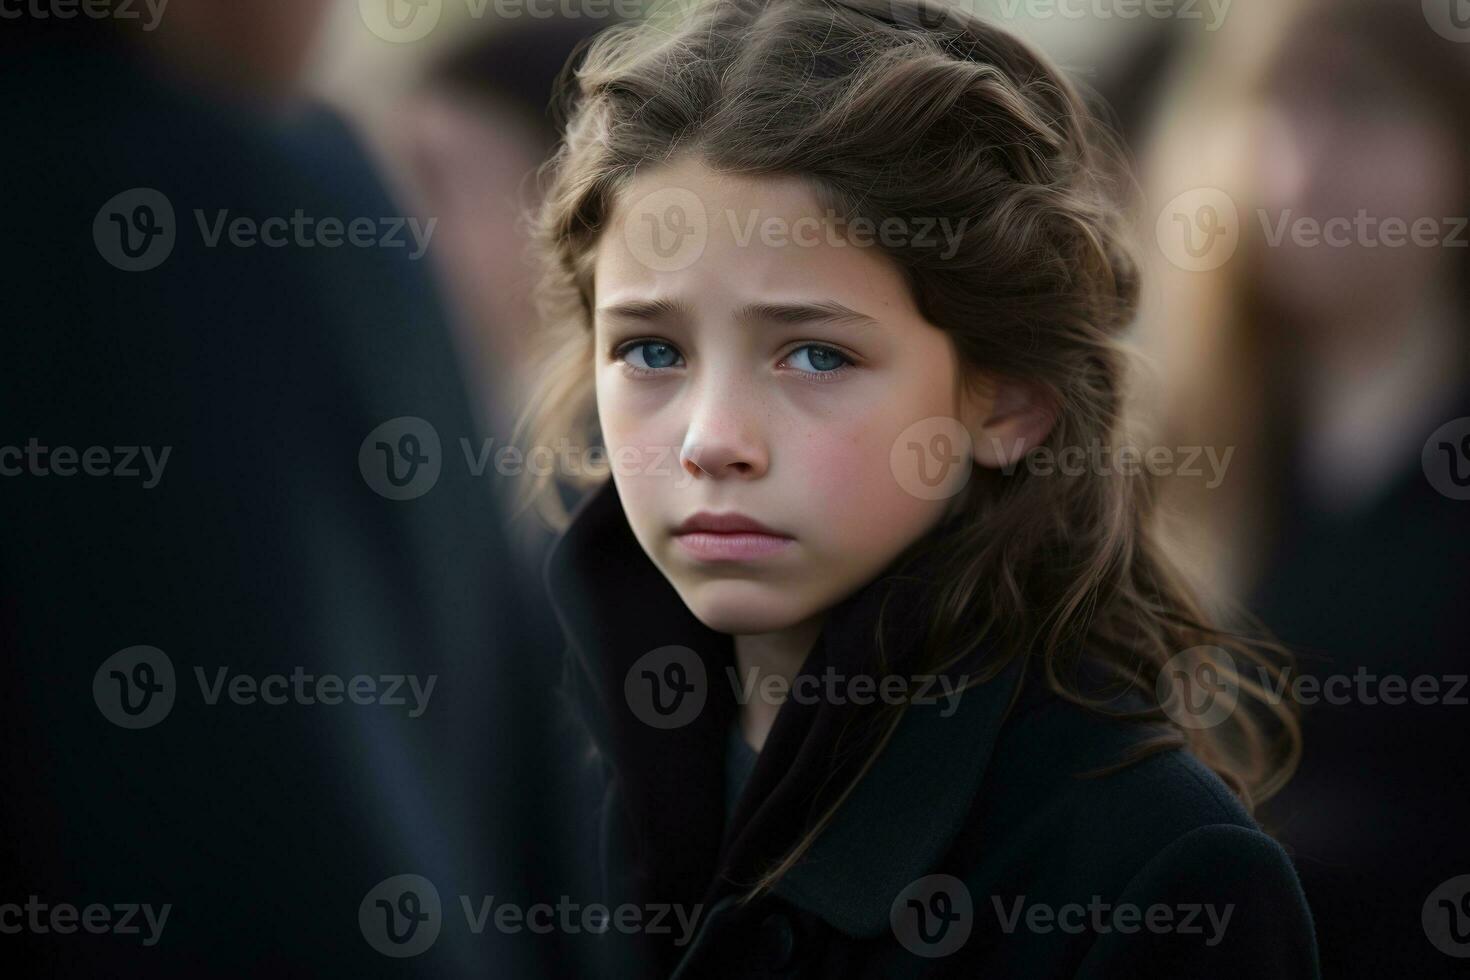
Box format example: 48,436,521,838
390,16,625,435
1188,1,1470,973
389,21,642,978
0,3,582,975
383,13,623,623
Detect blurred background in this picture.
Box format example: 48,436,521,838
5,0,1468,975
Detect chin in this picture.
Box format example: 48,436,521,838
674,578,814,637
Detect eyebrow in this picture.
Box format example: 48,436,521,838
594,297,880,331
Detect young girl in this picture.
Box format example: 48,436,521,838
518,1,1318,975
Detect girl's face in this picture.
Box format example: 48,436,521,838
591,156,988,637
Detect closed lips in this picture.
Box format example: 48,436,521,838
673,512,792,537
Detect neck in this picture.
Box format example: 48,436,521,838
732,614,827,753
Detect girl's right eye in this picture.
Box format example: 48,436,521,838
616,340,684,374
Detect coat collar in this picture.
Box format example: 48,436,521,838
541,478,1029,944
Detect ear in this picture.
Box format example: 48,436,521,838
961,374,1057,469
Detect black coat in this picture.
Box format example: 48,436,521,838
544,478,1321,978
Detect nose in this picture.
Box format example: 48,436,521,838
678,373,769,481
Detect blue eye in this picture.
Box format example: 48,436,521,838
621,341,683,371
786,344,850,374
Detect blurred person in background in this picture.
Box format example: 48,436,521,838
358,14,627,570
398,16,625,413
1,1,582,974
1141,0,1470,972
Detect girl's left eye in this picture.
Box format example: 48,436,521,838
783,344,853,377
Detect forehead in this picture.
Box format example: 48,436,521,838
593,156,919,319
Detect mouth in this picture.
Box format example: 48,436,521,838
671,511,795,562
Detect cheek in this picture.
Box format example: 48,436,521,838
596,375,683,521
598,389,682,473
596,371,652,451
794,401,949,554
